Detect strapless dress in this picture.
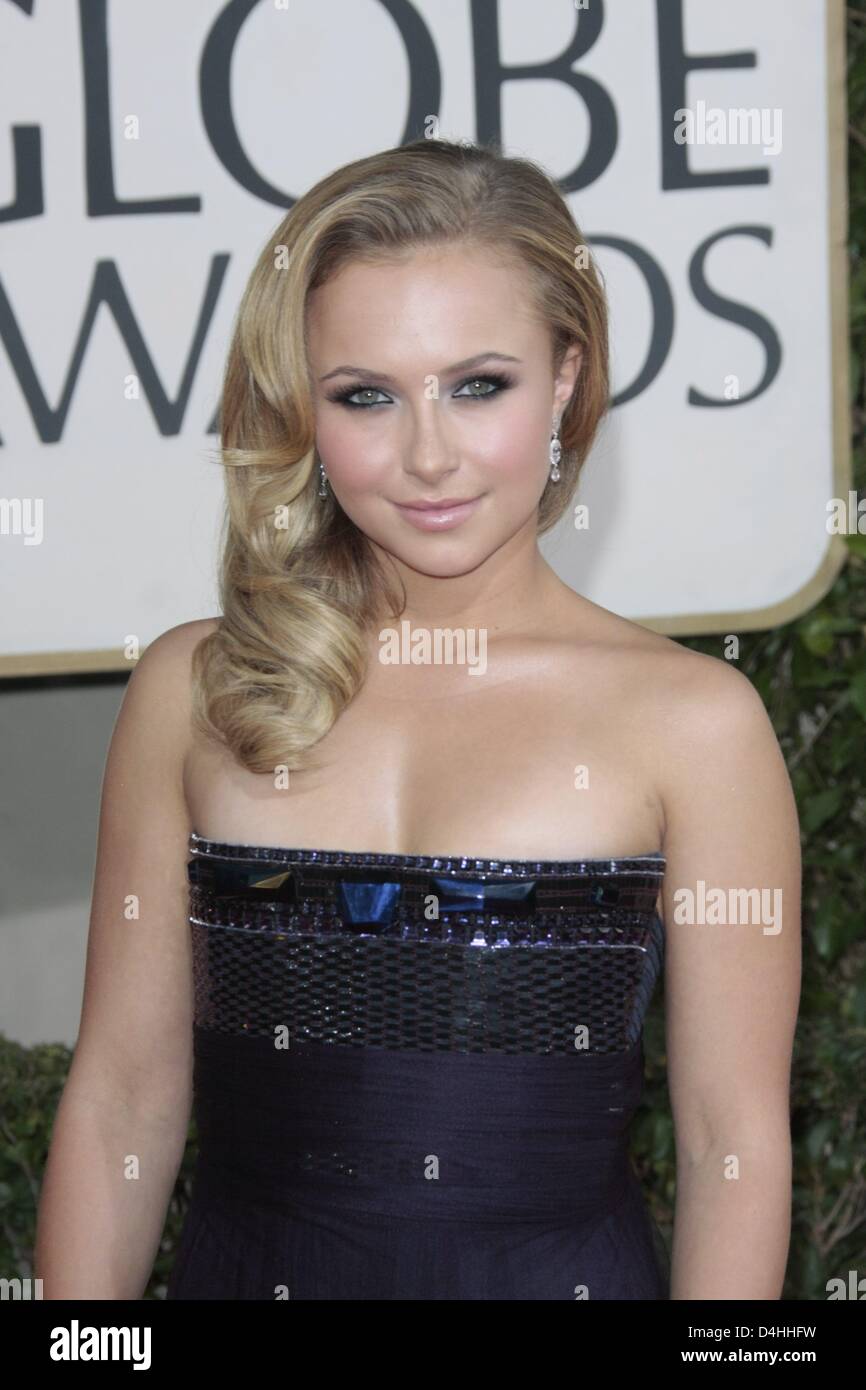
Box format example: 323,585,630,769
165,832,670,1300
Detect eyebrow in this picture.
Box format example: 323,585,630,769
318,351,522,384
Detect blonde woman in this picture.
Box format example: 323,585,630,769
36,138,800,1301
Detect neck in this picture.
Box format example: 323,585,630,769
371,526,569,638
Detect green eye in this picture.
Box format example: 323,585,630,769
456,378,496,397
453,372,514,399
343,387,390,408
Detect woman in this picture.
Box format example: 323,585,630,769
36,138,801,1300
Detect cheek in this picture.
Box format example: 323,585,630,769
473,398,547,484
315,411,389,490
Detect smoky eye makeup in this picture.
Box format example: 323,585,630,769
325,370,517,409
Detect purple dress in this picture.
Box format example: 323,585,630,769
166,833,670,1300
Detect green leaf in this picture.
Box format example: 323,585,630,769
799,620,835,656
804,1118,834,1162
810,892,861,962
850,672,866,719
802,787,845,834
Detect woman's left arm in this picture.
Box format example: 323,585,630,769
656,654,802,1300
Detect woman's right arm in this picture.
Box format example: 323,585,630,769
35,621,211,1299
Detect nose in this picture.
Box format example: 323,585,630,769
400,400,460,486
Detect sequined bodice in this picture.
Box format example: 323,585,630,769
188,832,665,1056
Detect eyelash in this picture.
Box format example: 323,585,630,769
326,371,515,410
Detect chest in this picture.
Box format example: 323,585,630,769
186,668,663,861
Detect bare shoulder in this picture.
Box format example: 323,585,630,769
561,593,784,798
119,617,222,758
630,639,795,850
137,616,221,670
130,617,221,692
562,594,723,689
573,595,771,732
645,641,777,750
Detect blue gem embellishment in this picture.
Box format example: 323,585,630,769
337,880,402,925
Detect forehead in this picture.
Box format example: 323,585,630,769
305,245,544,360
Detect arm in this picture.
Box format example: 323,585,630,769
34,620,212,1299
655,654,801,1300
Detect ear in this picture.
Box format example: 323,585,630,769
553,342,583,418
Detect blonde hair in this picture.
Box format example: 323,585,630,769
191,137,610,774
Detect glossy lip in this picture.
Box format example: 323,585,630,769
396,495,477,510
392,495,483,532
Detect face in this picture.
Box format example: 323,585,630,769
305,244,582,578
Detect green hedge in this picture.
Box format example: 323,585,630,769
0,1035,197,1299
3,8,865,1302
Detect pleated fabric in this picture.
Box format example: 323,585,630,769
167,1029,669,1300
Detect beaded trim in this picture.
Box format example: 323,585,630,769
188,830,666,881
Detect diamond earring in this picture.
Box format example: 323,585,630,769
549,419,562,482
318,459,329,497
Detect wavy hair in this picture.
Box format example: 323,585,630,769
191,137,610,774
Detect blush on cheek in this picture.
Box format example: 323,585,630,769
479,411,547,485
315,417,383,490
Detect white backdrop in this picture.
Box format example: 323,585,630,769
0,0,849,673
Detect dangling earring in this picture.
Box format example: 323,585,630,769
318,459,329,497
549,418,562,483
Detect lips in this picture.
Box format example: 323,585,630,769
394,497,478,511
391,495,483,532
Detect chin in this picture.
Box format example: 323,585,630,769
382,535,494,579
